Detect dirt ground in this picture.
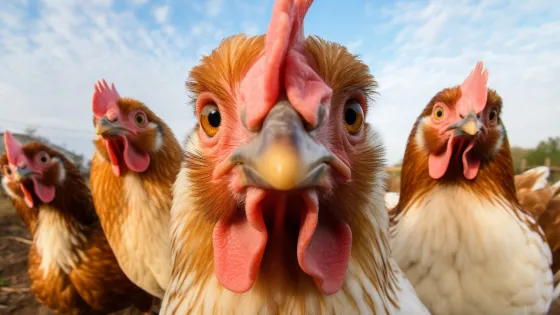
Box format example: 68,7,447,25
0,198,157,315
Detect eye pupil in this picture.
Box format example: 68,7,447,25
136,115,144,124
345,108,357,125
436,110,442,117
208,110,221,128
6,169,11,175
41,157,47,163
490,111,496,121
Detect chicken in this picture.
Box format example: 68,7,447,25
389,61,554,315
0,131,152,315
516,166,558,218
515,166,560,300
89,80,182,299
160,0,428,314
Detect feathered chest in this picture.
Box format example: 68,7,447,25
106,172,173,298
33,207,87,276
161,261,428,315
390,186,554,315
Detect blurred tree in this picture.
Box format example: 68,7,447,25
525,137,560,166
510,147,532,172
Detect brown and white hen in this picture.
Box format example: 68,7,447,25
389,61,554,315
1,131,152,315
160,0,428,314
89,80,182,299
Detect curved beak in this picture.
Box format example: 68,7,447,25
446,110,481,137
214,100,350,191
14,167,34,181
95,116,129,136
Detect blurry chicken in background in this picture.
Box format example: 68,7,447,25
89,80,182,299
0,131,152,315
516,166,559,218
160,0,428,314
389,62,554,315
515,166,560,303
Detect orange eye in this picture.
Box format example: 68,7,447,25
344,100,364,135
134,112,147,126
433,106,444,121
200,103,221,137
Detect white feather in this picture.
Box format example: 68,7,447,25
385,192,400,210
2,176,21,201
52,157,66,184
522,166,551,191
391,186,554,315
148,122,164,152
35,206,85,277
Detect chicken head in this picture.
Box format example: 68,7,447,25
2,131,63,208
414,61,505,180
92,80,163,176
175,0,383,298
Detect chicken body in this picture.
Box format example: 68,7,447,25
89,81,182,298
516,166,560,300
389,63,553,315
161,0,428,313
1,132,152,315
516,166,559,219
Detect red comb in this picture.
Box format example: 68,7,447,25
92,79,120,119
263,0,312,104
4,130,24,166
241,0,332,130
457,61,488,115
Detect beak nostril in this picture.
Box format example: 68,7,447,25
304,104,327,131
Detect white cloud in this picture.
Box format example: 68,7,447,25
242,21,259,36
365,0,560,163
0,0,558,167
346,39,363,53
91,0,113,7
206,0,223,18
0,0,197,160
153,5,169,24
131,0,149,5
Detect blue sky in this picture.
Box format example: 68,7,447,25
0,0,559,164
